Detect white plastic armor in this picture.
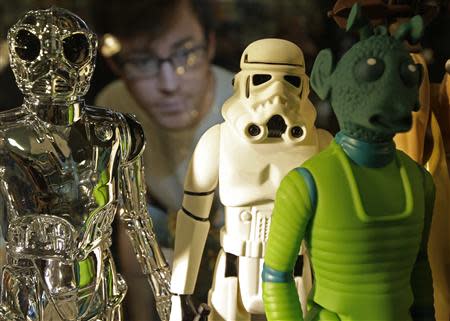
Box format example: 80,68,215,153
0,8,171,321
170,39,332,320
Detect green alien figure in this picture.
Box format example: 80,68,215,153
262,4,435,321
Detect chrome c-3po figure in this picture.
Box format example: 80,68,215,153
0,8,171,321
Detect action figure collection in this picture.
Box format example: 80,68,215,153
0,2,448,321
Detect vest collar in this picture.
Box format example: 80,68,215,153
335,131,395,168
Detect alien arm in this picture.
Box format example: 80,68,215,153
410,167,436,321
170,124,220,296
262,168,315,321
117,114,171,321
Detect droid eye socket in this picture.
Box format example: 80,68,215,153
354,57,385,82
400,61,422,88
63,33,90,65
22,15,37,25
14,29,40,62
252,74,272,86
284,75,301,87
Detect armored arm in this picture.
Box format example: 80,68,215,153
262,168,314,321
170,124,220,320
117,113,171,321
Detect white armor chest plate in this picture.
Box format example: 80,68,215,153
218,123,322,258
219,123,320,207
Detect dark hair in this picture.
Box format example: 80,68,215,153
93,0,215,40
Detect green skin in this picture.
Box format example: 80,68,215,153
262,7,435,321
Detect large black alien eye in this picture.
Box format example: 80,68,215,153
14,29,40,61
354,57,385,82
284,75,301,87
63,33,90,65
253,74,271,86
400,61,422,88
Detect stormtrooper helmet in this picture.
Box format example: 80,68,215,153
222,38,317,144
8,7,97,102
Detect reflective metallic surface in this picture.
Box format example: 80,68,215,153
0,8,171,321
8,7,96,102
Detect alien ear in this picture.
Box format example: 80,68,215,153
394,15,424,44
311,49,335,100
346,3,374,40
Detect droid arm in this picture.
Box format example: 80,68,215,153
117,114,171,320
170,124,220,296
410,167,436,321
262,168,314,321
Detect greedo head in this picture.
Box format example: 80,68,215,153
311,4,423,142
222,38,317,145
8,7,97,103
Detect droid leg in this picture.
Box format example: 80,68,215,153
103,249,127,321
208,250,250,321
0,304,22,321
1,265,39,321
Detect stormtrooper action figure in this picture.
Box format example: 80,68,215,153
170,39,332,320
0,8,171,321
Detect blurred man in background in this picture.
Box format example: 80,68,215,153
93,0,233,319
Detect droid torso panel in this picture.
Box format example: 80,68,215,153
0,104,129,261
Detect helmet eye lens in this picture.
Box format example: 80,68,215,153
252,74,272,86
14,29,40,62
63,33,90,65
284,75,301,87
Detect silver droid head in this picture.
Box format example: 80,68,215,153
8,7,97,102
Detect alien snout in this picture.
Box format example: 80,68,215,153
369,113,413,133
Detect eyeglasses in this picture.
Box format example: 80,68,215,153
117,42,207,79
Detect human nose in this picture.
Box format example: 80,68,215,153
157,61,179,92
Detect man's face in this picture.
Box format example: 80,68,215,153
118,5,212,130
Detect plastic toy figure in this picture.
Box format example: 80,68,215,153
262,5,435,321
169,38,331,320
330,2,450,317
0,8,172,321
436,59,450,173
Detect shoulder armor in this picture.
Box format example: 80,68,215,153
83,105,117,122
84,105,145,161
116,112,145,162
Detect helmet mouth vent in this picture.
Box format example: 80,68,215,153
267,114,287,138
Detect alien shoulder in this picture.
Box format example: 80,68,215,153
397,149,435,207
